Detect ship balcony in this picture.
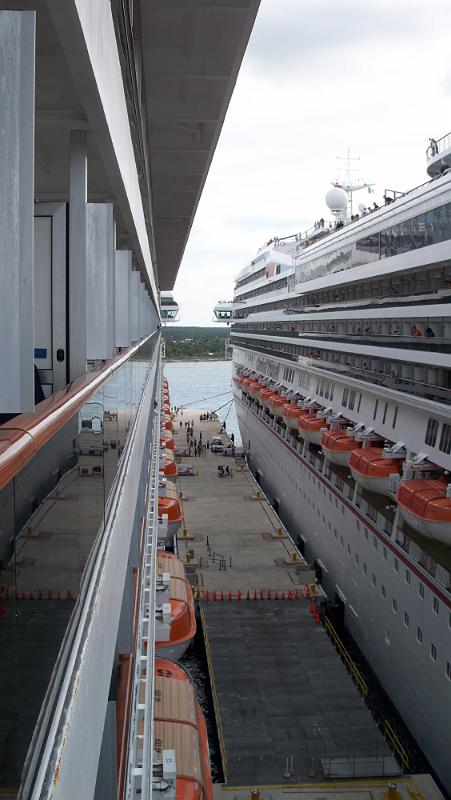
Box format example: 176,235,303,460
426,132,451,177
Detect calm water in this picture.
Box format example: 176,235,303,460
164,360,241,445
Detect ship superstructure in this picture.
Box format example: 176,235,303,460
231,145,451,794
160,291,180,322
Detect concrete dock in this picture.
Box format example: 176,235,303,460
171,410,403,788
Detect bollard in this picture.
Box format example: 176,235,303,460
290,552,298,561
220,591,224,601
294,590,300,600
205,590,210,602
256,491,261,499
281,591,286,601
277,527,283,536
182,528,188,538
274,591,279,601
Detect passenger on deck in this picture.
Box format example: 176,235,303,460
426,327,435,337
411,325,423,336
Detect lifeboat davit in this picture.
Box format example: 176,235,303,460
155,552,196,660
298,415,327,444
268,394,285,417
161,434,175,451
396,479,451,545
158,496,183,536
161,450,177,478
154,659,213,800
349,447,402,495
282,403,306,430
321,429,362,466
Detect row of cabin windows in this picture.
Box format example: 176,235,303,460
425,418,451,454
234,316,451,339
234,276,287,302
232,335,451,401
235,266,266,289
233,264,451,319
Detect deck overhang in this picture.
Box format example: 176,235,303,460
141,0,260,289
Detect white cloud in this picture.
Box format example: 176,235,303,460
174,0,451,325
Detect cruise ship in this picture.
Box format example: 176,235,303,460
231,137,451,795
0,2,259,798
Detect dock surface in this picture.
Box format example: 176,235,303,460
172,411,400,786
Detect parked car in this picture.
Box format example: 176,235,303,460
210,437,224,453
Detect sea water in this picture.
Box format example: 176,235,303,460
163,360,241,444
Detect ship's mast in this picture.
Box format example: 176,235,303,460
335,147,375,214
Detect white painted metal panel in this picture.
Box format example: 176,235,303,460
114,250,131,348
0,11,35,412
34,217,52,370
86,203,115,360
130,271,141,342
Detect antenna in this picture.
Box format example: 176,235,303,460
334,147,375,215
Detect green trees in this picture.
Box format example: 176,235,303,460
161,327,229,360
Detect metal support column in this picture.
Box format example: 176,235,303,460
69,130,87,380
0,11,35,413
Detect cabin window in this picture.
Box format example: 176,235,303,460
392,406,398,429
404,612,409,628
447,662,451,681
392,597,398,613
381,584,386,598
417,627,423,644
382,402,388,425
405,569,411,585
357,393,362,412
363,563,368,575
394,558,399,572
439,423,451,454
430,643,437,662
342,388,349,407
348,390,356,411
372,573,377,587
433,597,439,614
425,417,439,447
419,582,424,599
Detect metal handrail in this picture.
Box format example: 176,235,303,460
0,333,155,492
426,131,451,160
324,617,368,697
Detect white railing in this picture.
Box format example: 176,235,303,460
426,131,451,160
125,378,161,799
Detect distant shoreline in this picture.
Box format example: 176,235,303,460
165,357,231,363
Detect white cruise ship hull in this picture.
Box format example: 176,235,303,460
234,390,451,791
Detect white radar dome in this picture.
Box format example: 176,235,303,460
358,202,367,214
325,186,348,213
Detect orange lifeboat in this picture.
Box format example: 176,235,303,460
162,402,171,413
161,434,175,451
158,496,183,536
282,403,306,430
154,658,213,800
396,479,451,545
321,429,362,466
349,447,402,495
242,377,253,395
155,552,196,660
259,388,273,408
298,415,327,445
162,415,173,432
268,394,286,417
161,450,177,478
248,381,262,399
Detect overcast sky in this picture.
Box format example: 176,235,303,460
173,0,451,326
